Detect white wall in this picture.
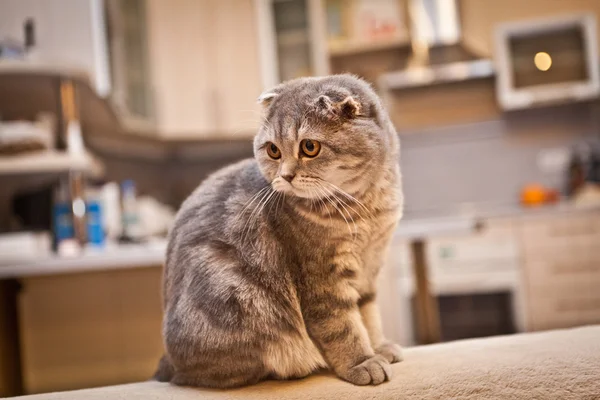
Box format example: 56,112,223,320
0,0,111,95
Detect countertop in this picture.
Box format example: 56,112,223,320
0,239,166,279
1,202,598,280
396,201,600,238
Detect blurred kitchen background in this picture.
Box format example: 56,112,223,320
1,0,600,396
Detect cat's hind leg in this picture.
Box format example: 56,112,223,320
171,357,268,389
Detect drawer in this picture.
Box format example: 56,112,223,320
523,234,600,262
429,258,520,277
521,213,600,252
527,273,598,298
429,235,519,262
526,271,600,331
528,290,600,331
428,226,519,276
524,258,600,285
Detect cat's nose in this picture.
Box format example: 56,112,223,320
281,173,295,183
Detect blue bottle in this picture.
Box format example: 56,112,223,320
86,186,105,247
52,180,74,247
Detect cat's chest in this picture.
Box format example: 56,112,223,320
327,225,387,275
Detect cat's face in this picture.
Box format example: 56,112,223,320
254,75,394,199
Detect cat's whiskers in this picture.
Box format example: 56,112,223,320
245,189,280,249
239,186,271,219
309,185,330,224
268,191,284,216
240,187,273,244
315,183,353,236
319,184,357,237
320,183,366,227
311,185,325,212
320,192,333,226
276,191,285,215
313,187,328,217
320,180,372,219
250,188,279,234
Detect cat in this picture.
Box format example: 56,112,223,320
154,74,404,388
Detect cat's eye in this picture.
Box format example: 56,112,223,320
300,139,321,158
266,142,281,159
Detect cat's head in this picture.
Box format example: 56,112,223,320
254,74,398,199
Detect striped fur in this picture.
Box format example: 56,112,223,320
156,75,403,388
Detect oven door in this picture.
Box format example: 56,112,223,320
385,225,526,345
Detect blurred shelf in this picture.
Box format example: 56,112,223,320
0,150,94,175
0,60,90,80
328,37,409,57
277,29,309,47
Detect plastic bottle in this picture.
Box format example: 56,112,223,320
52,179,79,255
85,184,105,248
120,180,140,241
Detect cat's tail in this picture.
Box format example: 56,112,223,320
152,354,175,382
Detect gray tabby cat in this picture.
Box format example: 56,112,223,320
155,74,403,388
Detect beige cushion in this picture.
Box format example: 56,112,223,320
17,326,600,400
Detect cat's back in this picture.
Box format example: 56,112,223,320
165,158,266,266
180,157,264,214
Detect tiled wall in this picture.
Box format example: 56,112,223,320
400,103,600,218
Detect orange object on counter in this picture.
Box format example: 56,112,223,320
521,184,547,207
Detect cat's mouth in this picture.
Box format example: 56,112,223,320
272,176,321,199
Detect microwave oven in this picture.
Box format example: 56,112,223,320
494,13,600,111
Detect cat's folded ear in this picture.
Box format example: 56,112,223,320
314,94,362,120
257,91,279,108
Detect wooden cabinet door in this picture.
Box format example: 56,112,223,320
520,212,600,332
213,0,263,138
18,268,163,394
146,0,218,138
146,0,262,139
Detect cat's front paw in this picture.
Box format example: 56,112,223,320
375,342,403,364
340,355,391,385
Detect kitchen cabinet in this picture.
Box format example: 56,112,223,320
114,0,415,137
213,0,264,136
110,0,262,139
144,0,216,137
385,211,600,344
0,0,111,96
255,0,329,89
17,268,163,394
255,0,409,88
388,219,526,345
519,211,600,332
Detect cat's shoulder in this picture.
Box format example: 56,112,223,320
180,158,264,207
201,158,264,191
209,158,261,182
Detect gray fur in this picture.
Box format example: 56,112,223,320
155,74,404,388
